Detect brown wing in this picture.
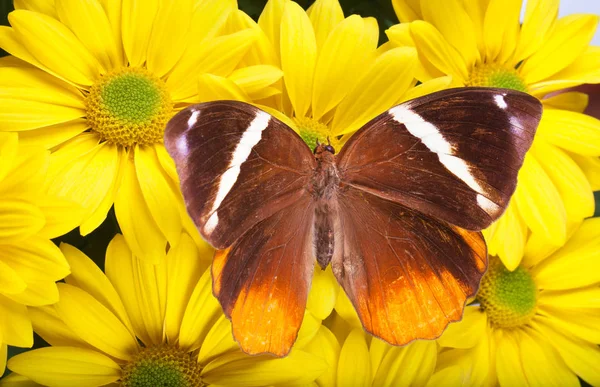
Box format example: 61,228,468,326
164,101,316,249
332,187,486,345
336,87,542,231
212,199,315,356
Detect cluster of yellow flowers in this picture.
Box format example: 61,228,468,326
0,0,599,386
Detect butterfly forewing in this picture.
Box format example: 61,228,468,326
333,187,487,344
337,88,543,230
164,101,316,249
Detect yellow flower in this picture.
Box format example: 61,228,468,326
0,0,283,262
433,218,600,386
3,233,327,386
388,0,600,270
0,132,81,375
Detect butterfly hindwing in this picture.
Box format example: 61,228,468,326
336,87,542,230
164,101,316,249
333,187,487,345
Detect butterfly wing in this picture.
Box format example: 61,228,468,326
212,198,315,356
336,87,542,230
333,187,486,345
165,101,316,249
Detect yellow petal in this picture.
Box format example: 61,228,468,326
197,315,238,365
533,242,600,291
541,307,600,343
482,0,521,63
537,109,600,156
189,0,236,45
519,328,580,386
332,47,417,135
391,0,422,22
374,341,437,386
513,0,559,62
146,0,193,77
399,75,452,103
311,16,376,120
1,144,48,195
7,347,121,387
229,65,283,100
421,0,479,69
121,0,158,67
437,305,487,349
114,156,166,264
539,286,600,309
29,305,92,349
197,73,250,103
14,0,57,18
55,0,121,71
301,326,340,387
202,350,327,387
0,199,44,243
9,10,101,85
334,292,362,330
0,372,42,386
0,259,27,295
134,145,182,246
257,0,288,59
0,131,18,182
337,329,372,387
531,142,594,222
97,0,124,68
178,268,222,351
295,311,322,349
280,1,317,118
495,330,528,386
514,152,567,246
55,283,138,360
484,200,528,271
61,243,133,333
306,266,338,321
521,14,599,85
408,20,468,83
569,153,600,190
17,119,89,150
0,343,5,379
167,29,258,101
533,320,600,386
543,92,588,113
37,197,84,239
0,295,32,348
307,0,345,49
0,235,69,283
164,233,206,342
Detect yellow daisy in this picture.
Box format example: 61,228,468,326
0,132,82,375
0,0,284,262
4,233,327,386
432,218,600,386
387,0,600,270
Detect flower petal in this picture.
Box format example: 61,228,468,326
146,0,193,77
121,0,158,67
29,305,92,349
17,119,89,150
337,329,372,386
306,266,338,321
398,75,453,103
514,152,567,246
307,0,345,49
295,311,322,349
178,268,222,351
482,0,521,63
229,65,283,100
540,307,600,343
9,10,101,85
484,200,528,271
0,260,27,295
332,47,418,135
61,243,133,333
0,131,18,182
408,20,468,83
197,73,250,103
56,0,121,71
37,197,84,239
257,0,288,58
539,286,600,309
54,283,138,360
0,199,44,243
0,235,69,283
391,0,422,22
0,372,42,386
197,315,238,365
513,0,559,63
495,330,528,386
569,152,600,190
14,0,57,18
134,145,182,246
7,347,121,387
537,108,600,156
301,326,340,387
280,1,317,118
437,305,487,349
0,295,32,347
374,341,436,386
543,92,588,113
521,14,599,85
164,233,207,342
202,350,327,387
311,15,376,120
421,0,479,68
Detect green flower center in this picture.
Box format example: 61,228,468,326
477,257,538,328
294,116,337,151
86,67,173,147
120,345,204,387
466,63,528,92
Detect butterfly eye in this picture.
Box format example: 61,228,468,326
325,145,335,154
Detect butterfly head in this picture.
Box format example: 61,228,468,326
313,140,336,156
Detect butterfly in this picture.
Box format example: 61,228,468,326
164,87,542,357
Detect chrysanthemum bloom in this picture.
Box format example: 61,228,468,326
3,233,327,386
0,132,82,375
388,0,600,270
431,218,600,386
0,0,284,262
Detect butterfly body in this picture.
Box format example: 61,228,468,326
164,88,542,357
